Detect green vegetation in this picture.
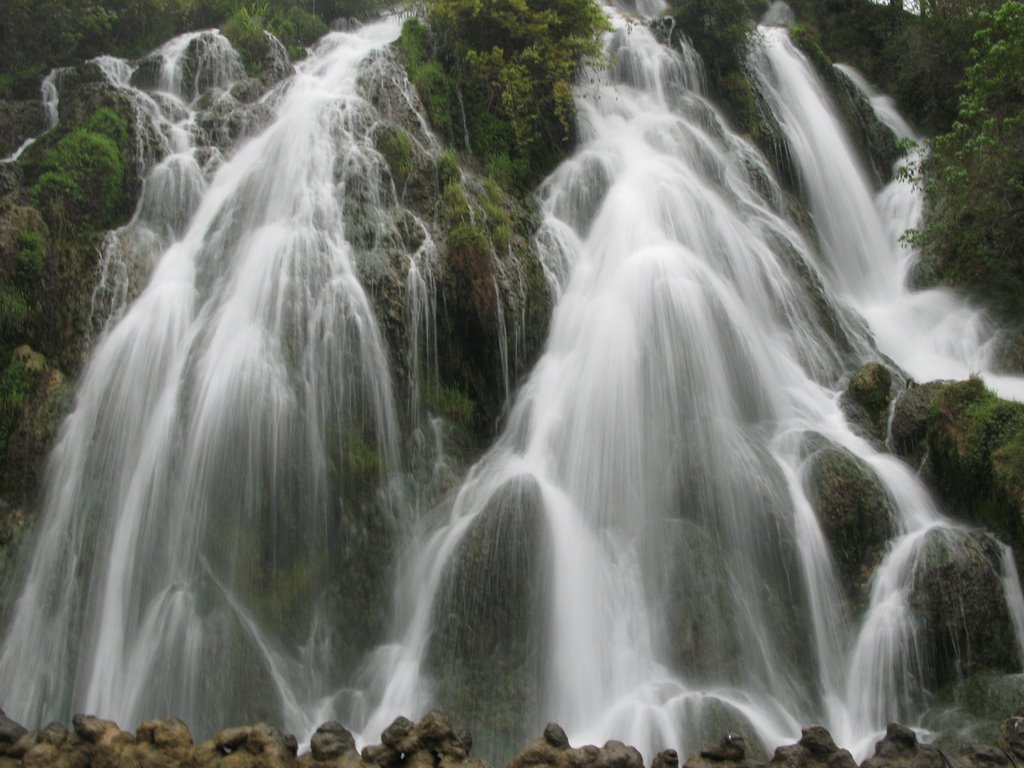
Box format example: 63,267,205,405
375,125,414,191
0,0,384,99
910,2,1024,324
396,0,609,190
32,126,127,234
668,0,759,132
926,378,1024,561
0,350,43,455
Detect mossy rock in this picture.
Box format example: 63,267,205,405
0,346,72,504
924,377,1024,569
803,433,895,599
842,362,893,441
925,673,1024,750
890,379,947,470
0,99,45,157
909,528,1019,689
427,474,549,763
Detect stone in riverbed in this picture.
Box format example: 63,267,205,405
769,726,856,768
312,721,358,760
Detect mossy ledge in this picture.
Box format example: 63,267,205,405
1,709,1024,768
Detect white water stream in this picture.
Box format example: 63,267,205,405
2,5,1023,765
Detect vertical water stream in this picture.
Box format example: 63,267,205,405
2,5,1023,764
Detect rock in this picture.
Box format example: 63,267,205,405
958,744,1012,768
908,528,1019,688
362,743,401,768
653,749,680,768
215,726,251,753
381,716,414,750
8,729,37,758
861,723,944,768
0,99,45,157
136,718,193,751
426,475,548,760
686,733,764,768
593,741,643,768
544,724,570,750
702,734,748,762
1003,717,1024,761
40,722,70,746
843,362,894,441
802,435,895,597
769,726,855,768
797,728,838,756
0,710,27,748
889,381,947,469
284,734,299,757
72,716,125,745
312,722,357,760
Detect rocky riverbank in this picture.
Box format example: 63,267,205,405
1,709,1023,768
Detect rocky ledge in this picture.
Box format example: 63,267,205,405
1,710,1022,768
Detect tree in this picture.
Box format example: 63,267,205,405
915,1,1024,321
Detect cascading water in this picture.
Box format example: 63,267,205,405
4,3,1024,765
0,17,421,738
353,10,1024,763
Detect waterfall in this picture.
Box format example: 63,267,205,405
3,3,1024,764
0,18,410,737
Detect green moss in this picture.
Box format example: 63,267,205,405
436,148,461,189
32,126,126,233
0,352,44,455
441,181,471,225
789,25,833,78
376,125,414,190
0,286,33,341
804,436,895,596
926,378,1024,563
427,384,476,428
846,362,893,437
339,427,382,497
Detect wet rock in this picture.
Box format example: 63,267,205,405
135,717,194,758
1002,716,1024,761
259,33,295,88
72,714,131,747
8,729,37,758
686,733,764,768
593,741,643,768
545,724,570,750
0,709,27,750
861,723,944,768
215,726,251,753
312,721,358,760
843,362,894,441
194,88,273,150
958,744,1013,768
362,743,401,768
41,721,70,745
653,749,680,768
909,528,1019,688
381,717,413,750
426,475,548,760
769,726,855,768
802,434,895,597
0,99,45,157
889,380,947,469
703,734,749,762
